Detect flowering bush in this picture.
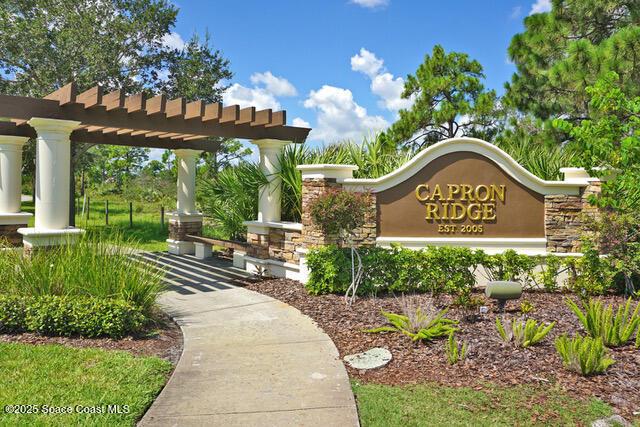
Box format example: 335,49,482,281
309,189,371,245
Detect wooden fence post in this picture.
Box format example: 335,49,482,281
105,200,109,225
86,197,90,220
129,202,133,228
160,206,165,229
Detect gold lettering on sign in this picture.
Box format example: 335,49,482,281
414,184,506,232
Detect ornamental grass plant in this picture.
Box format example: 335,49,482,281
0,233,164,316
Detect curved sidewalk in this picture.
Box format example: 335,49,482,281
140,255,359,427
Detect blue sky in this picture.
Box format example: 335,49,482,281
167,0,551,145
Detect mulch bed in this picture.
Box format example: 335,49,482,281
245,279,640,419
0,312,183,365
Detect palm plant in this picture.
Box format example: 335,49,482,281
495,134,575,180
198,161,268,240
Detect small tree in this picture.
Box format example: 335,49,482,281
309,189,372,304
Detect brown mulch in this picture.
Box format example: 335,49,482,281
0,312,183,365
245,279,640,419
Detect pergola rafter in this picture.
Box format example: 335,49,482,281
0,82,310,152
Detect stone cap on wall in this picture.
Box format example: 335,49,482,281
297,164,358,180
339,137,589,196
560,167,616,183
244,220,303,235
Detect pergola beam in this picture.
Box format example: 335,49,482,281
0,81,310,150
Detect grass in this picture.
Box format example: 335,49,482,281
21,197,170,252
0,343,172,426
352,381,614,426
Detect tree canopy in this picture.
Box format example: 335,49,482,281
0,0,234,214
384,45,502,151
506,0,640,123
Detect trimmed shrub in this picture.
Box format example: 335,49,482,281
305,245,484,296
0,295,144,339
483,249,537,285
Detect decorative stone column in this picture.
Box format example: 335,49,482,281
545,167,602,253
297,164,359,247
295,164,359,284
167,149,203,255
0,136,32,246
18,118,83,251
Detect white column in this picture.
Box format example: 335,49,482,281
18,118,83,249
0,136,32,226
174,149,201,214
166,149,202,255
252,139,289,223
28,118,80,229
0,136,29,214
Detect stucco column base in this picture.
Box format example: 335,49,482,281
18,227,84,254
166,212,203,255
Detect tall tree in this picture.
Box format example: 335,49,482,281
506,0,640,124
0,0,233,222
385,45,502,151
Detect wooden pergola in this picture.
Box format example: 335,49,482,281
0,82,310,151
0,81,311,253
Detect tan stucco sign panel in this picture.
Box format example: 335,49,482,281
376,151,545,238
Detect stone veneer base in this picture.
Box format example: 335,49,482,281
0,213,32,246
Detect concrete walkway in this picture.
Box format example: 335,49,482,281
139,254,359,427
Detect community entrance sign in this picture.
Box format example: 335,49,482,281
376,150,546,239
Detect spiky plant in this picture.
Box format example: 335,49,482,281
366,297,458,342
555,334,615,376
445,332,468,365
566,298,640,347
495,317,555,348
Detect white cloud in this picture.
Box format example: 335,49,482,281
161,32,186,50
303,85,388,142
370,72,413,111
223,84,281,110
250,72,297,97
529,0,551,15
222,71,298,110
351,48,384,78
350,0,389,9
351,48,413,112
292,117,311,128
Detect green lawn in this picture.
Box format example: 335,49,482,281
352,381,614,427
21,197,170,252
0,343,171,426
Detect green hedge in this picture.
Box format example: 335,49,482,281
306,245,585,296
0,295,145,339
